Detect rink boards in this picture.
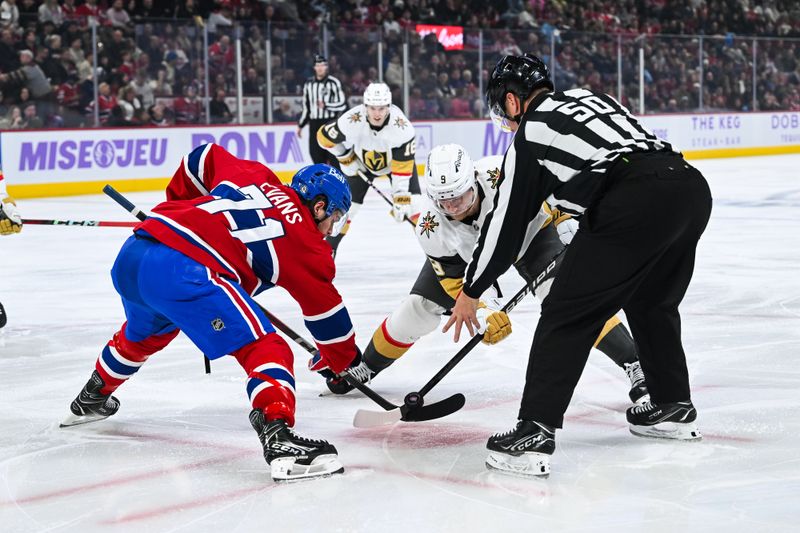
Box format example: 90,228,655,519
2,111,798,198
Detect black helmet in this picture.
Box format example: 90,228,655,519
486,53,553,130
313,54,328,65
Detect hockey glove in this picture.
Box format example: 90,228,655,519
555,217,578,245
337,148,367,177
475,303,512,344
0,197,22,236
391,192,412,223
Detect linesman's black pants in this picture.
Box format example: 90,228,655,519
519,152,712,427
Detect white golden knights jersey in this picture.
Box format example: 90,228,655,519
415,155,552,300
317,104,416,179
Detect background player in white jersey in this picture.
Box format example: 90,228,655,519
317,82,420,256
325,144,649,405
0,169,23,328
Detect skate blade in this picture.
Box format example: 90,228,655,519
485,451,550,479
59,411,112,428
629,422,702,441
271,454,345,482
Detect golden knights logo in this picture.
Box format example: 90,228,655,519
487,167,501,189
393,116,408,129
349,111,363,123
418,211,439,238
363,150,388,172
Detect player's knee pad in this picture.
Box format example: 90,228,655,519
233,334,297,426
365,296,444,370
385,295,445,343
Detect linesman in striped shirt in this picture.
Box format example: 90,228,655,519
297,55,347,165
444,53,713,477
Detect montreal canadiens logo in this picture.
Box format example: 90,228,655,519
93,140,115,168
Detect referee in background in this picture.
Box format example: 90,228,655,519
297,54,347,165
444,53,712,477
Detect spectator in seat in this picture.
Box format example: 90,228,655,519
174,84,201,124
272,98,295,123
0,50,52,100
38,0,63,26
0,0,20,30
0,29,18,73
243,67,261,95
210,88,233,124
22,102,43,129
0,104,23,129
148,102,169,126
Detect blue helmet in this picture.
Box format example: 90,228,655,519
291,164,352,218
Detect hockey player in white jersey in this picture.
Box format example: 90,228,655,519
324,144,649,404
317,82,420,256
0,169,23,329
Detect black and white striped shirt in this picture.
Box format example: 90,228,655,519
298,75,347,127
464,87,676,297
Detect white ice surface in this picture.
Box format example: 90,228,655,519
1,154,799,532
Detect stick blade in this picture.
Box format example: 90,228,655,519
352,407,402,428
401,393,465,422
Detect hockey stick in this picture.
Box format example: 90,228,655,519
101,186,462,423
353,252,563,428
102,184,212,375
253,290,465,422
355,170,416,227
23,218,138,227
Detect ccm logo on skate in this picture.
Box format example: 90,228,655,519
510,434,545,452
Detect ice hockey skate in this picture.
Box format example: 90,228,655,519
60,370,120,427
624,361,650,404
485,420,555,478
324,359,377,395
249,409,344,481
627,400,702,440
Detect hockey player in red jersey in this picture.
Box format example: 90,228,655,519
61,144,359,481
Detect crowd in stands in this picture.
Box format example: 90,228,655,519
0,0,797,129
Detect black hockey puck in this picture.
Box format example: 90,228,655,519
404,392,423,408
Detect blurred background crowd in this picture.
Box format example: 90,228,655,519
0,0,797,129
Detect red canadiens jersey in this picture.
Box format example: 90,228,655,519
136,143,356,371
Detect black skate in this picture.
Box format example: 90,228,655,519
626,400,702,441
60,371,120,427
325,360,377,395
249,409,344,481
0,301,7,328
485,420,555,478
624,361,650,404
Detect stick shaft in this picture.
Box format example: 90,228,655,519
23,218,137,227
416,253,563,398
356,170,416,227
